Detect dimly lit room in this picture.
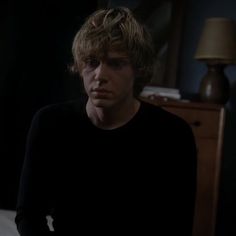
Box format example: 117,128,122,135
0,0,236,236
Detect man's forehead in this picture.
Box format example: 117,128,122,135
84,49,129,61
107,51,129,58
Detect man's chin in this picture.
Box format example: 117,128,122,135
91,99,113,108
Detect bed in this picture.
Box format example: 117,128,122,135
0,209,54,235
0,209,19,236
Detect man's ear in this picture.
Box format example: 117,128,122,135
78,63,85,79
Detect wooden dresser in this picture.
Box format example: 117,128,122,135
141,97,225,236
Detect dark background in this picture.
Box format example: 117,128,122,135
0,0,97,209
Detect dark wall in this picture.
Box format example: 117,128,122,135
179,0,236,235
0,0,97,209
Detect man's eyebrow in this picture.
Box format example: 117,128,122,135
107,56,130,60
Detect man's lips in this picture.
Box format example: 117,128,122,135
91,88,112,97
92,88,111,93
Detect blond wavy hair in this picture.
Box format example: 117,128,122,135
71,7,155,96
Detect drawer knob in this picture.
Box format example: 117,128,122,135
191,121,201,127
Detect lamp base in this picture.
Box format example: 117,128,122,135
199,64,230,104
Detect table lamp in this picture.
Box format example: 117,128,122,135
195,17,236,104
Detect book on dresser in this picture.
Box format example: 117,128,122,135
140,86,181,100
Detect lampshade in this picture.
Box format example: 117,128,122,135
195,18,236,64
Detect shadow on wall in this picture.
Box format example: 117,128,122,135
229,80,236,111
216,79,236,236
217,107,236,236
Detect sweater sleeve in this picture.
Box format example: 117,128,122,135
15,108,55,236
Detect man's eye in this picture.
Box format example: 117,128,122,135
85,58,100,68
108,60,129,69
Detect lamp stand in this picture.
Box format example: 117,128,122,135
199,63,230,104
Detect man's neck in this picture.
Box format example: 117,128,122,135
86,98,140,130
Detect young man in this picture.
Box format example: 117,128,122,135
16,7,197,236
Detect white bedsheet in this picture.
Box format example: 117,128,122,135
0,209,19,236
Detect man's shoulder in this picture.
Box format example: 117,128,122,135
140,101,192,131
36,99,84,116
141,101,182,121
140,101,196,151
32,99,85,126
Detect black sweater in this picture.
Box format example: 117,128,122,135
16,99,197,236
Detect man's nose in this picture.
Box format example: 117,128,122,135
94,62,109,81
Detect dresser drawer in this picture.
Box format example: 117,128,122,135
162,107,220,138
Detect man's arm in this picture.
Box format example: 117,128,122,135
15,109,55,236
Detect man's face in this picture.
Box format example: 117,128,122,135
81,51,136,108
